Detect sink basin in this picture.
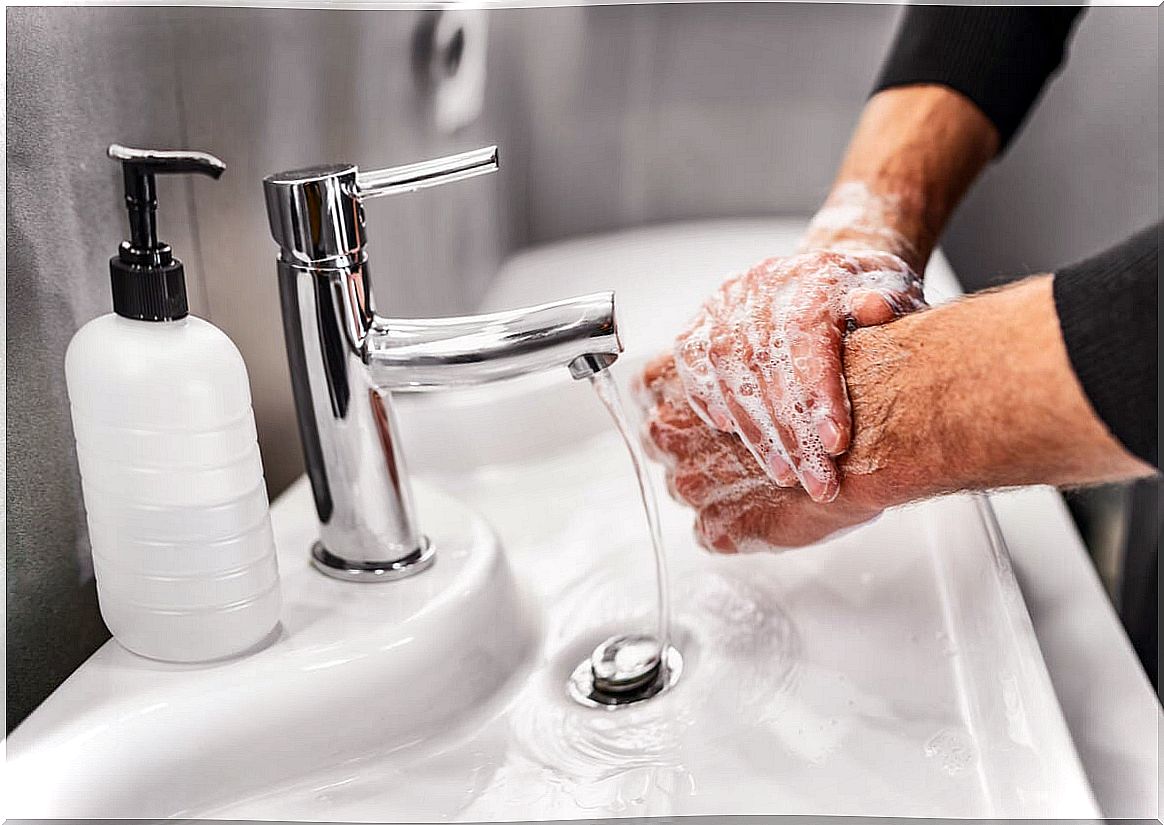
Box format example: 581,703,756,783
5,220,1097,820
4,482,536,818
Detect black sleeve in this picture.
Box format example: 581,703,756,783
874,5,1084,151
1053,223,1160,469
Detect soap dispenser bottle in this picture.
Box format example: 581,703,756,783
65,145,281,662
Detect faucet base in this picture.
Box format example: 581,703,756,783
309,538,435,582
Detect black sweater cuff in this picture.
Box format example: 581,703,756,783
874,6,1083,151
1053,223,1160,469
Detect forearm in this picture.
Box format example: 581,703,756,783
812,4,1085,270
840,275,1156,510
800,86,999,271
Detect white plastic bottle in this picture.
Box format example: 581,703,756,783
65,145,280,662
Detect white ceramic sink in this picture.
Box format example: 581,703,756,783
5,220,1098,820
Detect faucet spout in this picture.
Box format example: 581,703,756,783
366,292,620,390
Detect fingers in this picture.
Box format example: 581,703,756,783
635,354,693,424
799,463,839,505
640,355,733,476
846,256,926,327
848,287,925,327
766,451,796,486
671,455,766,509
658,249,925,509
785,311,850,457
694,274,804,488
693,486,868,555
636,348,866,553
673,280,746,433
711,356,800,487
695,500,743,554
645,416,694,467
675,337,733,431
640,417,667,464
848,289,900,326
703,295,837,502
635,353,674,402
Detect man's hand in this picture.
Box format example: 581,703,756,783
643,276,1154,554
672,85,1001,501
638,353,889,552
674,247,923,504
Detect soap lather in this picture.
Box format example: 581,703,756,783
65,145,281,663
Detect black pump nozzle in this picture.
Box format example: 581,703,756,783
107,144,225,321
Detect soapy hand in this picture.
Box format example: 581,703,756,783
635,354,885,551
673,248,924,503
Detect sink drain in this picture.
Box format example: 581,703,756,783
568,633,683,708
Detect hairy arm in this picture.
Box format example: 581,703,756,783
803,85,998,271
643,275,1154,552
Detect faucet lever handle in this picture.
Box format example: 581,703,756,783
355,145,498,200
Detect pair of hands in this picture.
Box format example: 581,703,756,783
632,86,1013,551
636,246,925,552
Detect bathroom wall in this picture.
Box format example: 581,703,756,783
510,3,1159,285
7,3,1158,731
942,6,1159,282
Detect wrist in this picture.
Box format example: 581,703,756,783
799,181,933,272
835,314,945,512
805,86,1000,273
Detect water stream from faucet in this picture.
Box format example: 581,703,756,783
588,369,671,651
568,369,682,707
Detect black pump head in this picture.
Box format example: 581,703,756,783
107,144,225,321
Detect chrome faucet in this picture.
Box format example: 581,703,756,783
264,147,621,581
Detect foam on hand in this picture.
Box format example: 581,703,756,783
800,181,918,261
673,244,923,503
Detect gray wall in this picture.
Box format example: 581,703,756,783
943,6,1160,285
509,3,1159,283
7,3,1158,731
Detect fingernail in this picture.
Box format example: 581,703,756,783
817,419,843,453
804,473,840,504
802,473,835,503
767,453,792,483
